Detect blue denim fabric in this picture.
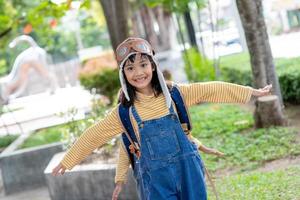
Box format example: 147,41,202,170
132,105,207,200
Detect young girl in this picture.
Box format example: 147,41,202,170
52,37,271,200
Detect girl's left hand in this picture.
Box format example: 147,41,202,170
252,84,272,97
112,182,123,200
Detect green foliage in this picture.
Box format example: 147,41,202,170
0,0,109,73
20,125,64,149
0,1,16,34
79,68,120,104
183,48,216,82
0,59,7,76
220,53,300,104
276,57,300,103
0,135,18,148
219,53,252,85
208,167,300,200
58,98,109,151
80,16,111,49
190,104,300,171
143,0,207,13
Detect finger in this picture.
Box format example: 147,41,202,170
52,167,59,176
112,191,119,200
217,152,225,157
265,84,272,91
61,168,66,175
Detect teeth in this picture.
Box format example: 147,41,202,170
136,77,146,81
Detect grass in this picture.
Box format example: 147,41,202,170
219,52,300,73
189,103,300,199
208,167,300,200
19,125,64,149
219,53,251,70
190,104,300,171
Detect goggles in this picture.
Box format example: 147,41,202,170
116,37,154,67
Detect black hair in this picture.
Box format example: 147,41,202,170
119,53,163,107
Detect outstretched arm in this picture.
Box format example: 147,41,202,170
179,81,271,107
52,107,124,175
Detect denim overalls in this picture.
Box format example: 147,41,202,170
131,104,207,200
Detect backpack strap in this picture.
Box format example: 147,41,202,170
118,104,140,169
169,84,192,133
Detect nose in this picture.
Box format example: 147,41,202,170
133,66,144,76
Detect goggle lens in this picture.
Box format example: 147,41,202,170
117,46,128,58
135,43,150,53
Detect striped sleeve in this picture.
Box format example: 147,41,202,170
178,81,253,107
115,142,131,183
61,106,124,170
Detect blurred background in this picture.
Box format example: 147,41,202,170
0,0,300,199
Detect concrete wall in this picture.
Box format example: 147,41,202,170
44,153,139,200
0,142,63,195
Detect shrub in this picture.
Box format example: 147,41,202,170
219,53,300,104
79,67,120,104
0,135,18,149
183,48,216,82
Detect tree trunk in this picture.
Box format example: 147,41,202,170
140,5,159,50
183,11,198,50
99,0,130,52
236,0,285,127
254,95,287,128
153,6,172,51
236,0,283,105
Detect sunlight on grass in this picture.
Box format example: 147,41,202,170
208,167,300,200
190,104,300,171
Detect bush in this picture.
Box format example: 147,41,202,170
276,57,300,103
79,67,120,104
183,48,216,82
0,135,18,149
219,53,300,104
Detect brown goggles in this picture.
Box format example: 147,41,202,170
116,38,154,65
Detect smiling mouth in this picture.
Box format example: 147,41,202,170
134,77,147,82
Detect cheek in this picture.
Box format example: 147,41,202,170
124,71,133,80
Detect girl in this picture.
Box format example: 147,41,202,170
52,37,271,200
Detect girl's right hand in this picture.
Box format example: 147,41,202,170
52,163,66,176
112,182,123,200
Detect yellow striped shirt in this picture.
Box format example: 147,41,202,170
61,82,253,180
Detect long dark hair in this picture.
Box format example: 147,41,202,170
119,53,163,107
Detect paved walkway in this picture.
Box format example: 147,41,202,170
0,86,93,135
0,187,50,200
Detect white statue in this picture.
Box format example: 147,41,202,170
0,35,58,103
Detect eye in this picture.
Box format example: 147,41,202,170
141,63,148,67
125,66,133,71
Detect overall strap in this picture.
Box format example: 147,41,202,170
170,84,192,133
118,104,140,169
